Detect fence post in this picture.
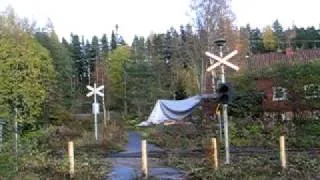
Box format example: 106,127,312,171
280,135,287,168
68,141,75,178
141,140,148,178
212,137,219,169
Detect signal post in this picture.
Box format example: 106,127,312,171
205,39,239,164
86,83,104,141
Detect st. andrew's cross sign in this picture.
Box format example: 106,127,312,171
205,50,239,72
86,83,104,140
86,84,104,98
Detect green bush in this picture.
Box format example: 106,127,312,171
288,119,320,148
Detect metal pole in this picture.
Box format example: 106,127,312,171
94,83,98,141
220,46,230,164
222,104,229,164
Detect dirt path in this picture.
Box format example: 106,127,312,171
106,132,185,180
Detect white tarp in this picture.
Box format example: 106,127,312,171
138,95,201,126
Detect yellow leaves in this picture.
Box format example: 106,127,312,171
262,26,277,51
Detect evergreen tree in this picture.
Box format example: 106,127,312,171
101,33,109,56
61,37,72,54
111,30,117,50
84,39,94,80
70,33,86,92
273,19,283,38
250,27,264,53
35,30,73,107
131,35,146,61
146,38,153,60
91,35,100,57
180,25,187,43
272,19,284,51
81,36,85,50
35,29,74,127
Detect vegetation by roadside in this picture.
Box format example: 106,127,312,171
0,113,127,179
142,116,320,179
165,153,320,180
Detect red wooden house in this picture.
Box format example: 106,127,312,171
203,49,320,120
251,49,320,120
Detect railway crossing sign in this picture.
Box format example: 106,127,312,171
206,50,239,72
86,84,104,97
86,83,104,141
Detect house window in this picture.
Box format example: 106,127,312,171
304,84,320,99
272,87,287,101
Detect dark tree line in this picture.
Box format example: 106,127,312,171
62,29,125,95
242,19,320,54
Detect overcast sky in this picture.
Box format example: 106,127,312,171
1,0,319,44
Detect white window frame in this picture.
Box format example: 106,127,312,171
304,84,320,99
272,86,287,101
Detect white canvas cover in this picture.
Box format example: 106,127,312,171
138,95,201,126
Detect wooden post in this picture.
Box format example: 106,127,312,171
280,135,286,168
212,138,219,169
68,141,75,178
141,140,148,178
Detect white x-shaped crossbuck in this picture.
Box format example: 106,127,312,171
206,50,239,72
86,83,104,97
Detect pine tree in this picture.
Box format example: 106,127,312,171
111,30,117,51
61,37,72,53
131,35,146,61
70,33,85,92
35,30,73,107
180,25,187,43
273,19,284,51
249,27,264,53
91,35,100,57
101,33,109,56
84,39,94,80
273,19,283,38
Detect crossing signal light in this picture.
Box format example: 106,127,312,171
217,83,234,104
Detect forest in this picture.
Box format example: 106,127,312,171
0,0,320,178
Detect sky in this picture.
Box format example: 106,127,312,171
1,0,319,44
